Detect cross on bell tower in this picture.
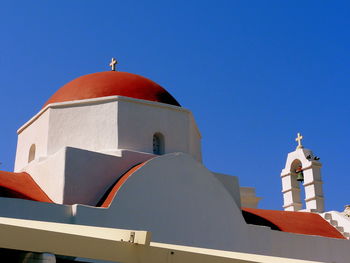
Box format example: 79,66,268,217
295,132,303,149
109,58,117,71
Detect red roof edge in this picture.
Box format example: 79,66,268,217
242,207,345,239
0,170,53,203
97,162,147,208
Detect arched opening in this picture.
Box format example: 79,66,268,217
153,133,164,155
28,144,36,163
290,159,304,208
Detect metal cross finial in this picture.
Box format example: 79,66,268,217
295,132,304,149
109,58,117,71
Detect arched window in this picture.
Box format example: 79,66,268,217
28,144,36,163
153,133,164,155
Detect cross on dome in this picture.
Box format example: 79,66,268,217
295,132,303,149
109,58,117,71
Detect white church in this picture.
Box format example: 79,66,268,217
0,60,350,263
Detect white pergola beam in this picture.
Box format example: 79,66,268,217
0,217,323,263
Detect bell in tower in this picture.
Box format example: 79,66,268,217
295,165,304,182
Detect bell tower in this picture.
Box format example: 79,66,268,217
280,133,324,212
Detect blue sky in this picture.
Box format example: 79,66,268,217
1,1,349,211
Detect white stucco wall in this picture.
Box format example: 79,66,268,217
0,197,72,223
117,99,202,161
281,149,315,175
188,113,202,161
25,148,66,203
15,96,202,173
15,109,51,172
47,100,118,156
213,172,241,209
73,153,248,251
244,224,350,263
25,147,154,205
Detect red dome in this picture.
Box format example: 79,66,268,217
43,71,180,108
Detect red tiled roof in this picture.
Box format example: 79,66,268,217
0,170,53,203
98,162,147,208
242,207,345,239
